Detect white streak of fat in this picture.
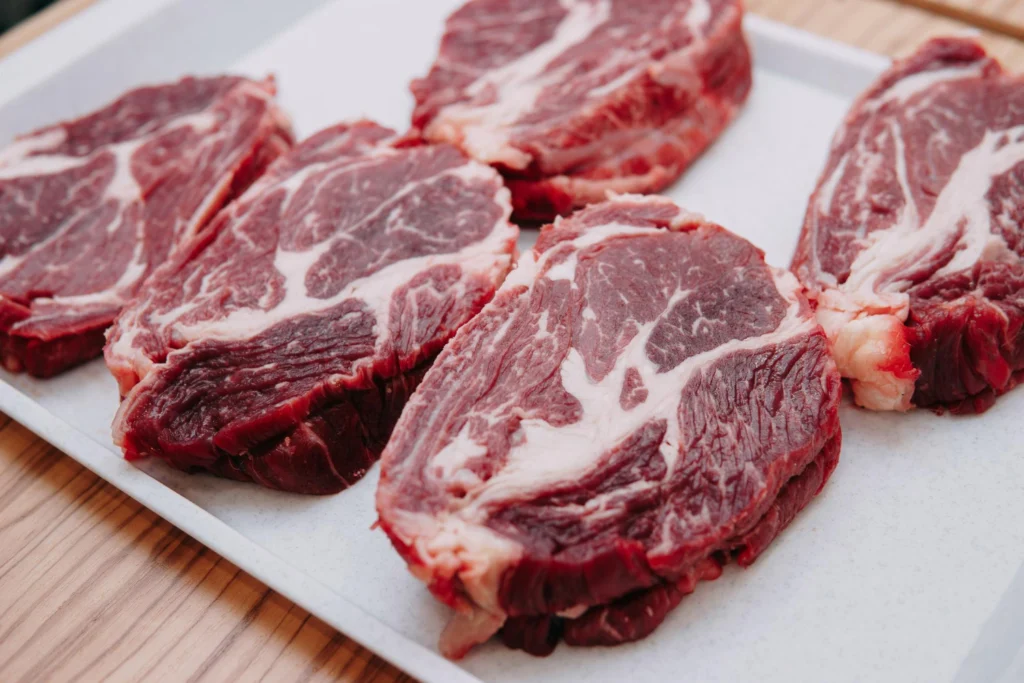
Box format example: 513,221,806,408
585,57,642,100
829,123,1024,321
505,219,671,288
422,208,813,524
104,139,146,205
11,236,150,324
0,128,67,167
430,423,490,483
390,505,523,616
0,109,216,182
0,151,92,179
865,61,986,114
460,272,809,514
683,0,711,33
427,0,612,169
813,154,849,216
156,162,512,344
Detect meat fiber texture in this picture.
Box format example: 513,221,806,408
106,121,517,495
0,75,293,377
793,37,1024,413
411,0,752,222
377,195,842,658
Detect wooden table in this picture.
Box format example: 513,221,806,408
0,1,1021,681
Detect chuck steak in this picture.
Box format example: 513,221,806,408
376,195,842,657
0,76,292,377
793,37,1024,413
411,0,752,221
106,121,517,494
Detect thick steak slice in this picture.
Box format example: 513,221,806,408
793,37,1024,413
411,0,752,221
106,121,517,494
377,195,841,657
0,76,293,377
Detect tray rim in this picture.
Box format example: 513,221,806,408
0,9,892,683
0,0,178,110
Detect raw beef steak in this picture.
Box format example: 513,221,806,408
793,37,1024,413
411,0,752,221
377,195,842,657
106,121,517,494
0,76,292,377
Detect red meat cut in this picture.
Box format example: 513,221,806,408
106,121,517,494
411,0,752,221
0,76,293,377
377,195,842,657
793,37,1024,413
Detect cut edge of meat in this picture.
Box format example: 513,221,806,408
501,430,841,656
906,261,1024,413
124,359,433,495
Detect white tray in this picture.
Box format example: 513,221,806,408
2,2,1023,682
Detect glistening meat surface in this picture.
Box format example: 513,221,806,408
377,195,841,657
106,121,517,494
0,76,292,377
793,37,1024,413
411,0,752,220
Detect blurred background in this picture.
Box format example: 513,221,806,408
1,0,57,32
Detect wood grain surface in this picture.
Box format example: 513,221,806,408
0,0,96,58
0,1,1022,682
889,0,1024,42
